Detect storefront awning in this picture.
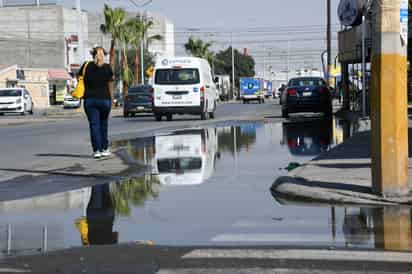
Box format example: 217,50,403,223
48,69,71,80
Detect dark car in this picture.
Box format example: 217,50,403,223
123,85,154,118
281,77,332,118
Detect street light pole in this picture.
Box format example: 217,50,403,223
128,0,153,85
76,0,84,63
326,0,332,84
231,32,235,101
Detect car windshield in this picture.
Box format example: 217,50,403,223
0,89,22,97
155,69,200,85
157,158,202,173
289,78,326,87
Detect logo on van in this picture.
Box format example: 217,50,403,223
161,59,169,66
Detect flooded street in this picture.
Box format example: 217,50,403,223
1,118,410,258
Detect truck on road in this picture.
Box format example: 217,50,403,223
239,77,265,104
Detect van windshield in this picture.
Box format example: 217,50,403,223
157,158,202,173
155,69,200,85
0,89,22,97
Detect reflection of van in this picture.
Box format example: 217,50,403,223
152,128,218,186
153,57,218,121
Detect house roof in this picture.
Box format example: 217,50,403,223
48,69,71,80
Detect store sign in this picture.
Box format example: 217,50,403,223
338,0,364,27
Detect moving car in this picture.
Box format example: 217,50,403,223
0,88,34,115
123,85,154,117
281,77,332,118
63,95,81,109
153,57,218,121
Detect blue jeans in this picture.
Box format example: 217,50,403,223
84,99,111,152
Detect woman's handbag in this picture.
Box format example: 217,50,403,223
72,62,89,99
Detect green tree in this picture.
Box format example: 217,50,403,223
100,4,126,72
184,37,215,64
214,47,256,89
126,18,163,86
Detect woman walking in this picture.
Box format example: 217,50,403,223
79,46,114,159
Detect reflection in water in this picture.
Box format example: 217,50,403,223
282,118,333,156
110,176,160,216
113,125,262,186
76,177,160,246
217,123,260,154
341,207,412,251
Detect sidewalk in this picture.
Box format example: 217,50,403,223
272,111,412,206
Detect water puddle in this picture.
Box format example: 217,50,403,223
2,117,404,258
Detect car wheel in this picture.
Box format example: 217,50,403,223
282,109,289,118
0,113,4,116
123,111,129,118
166,114,173,121
155,113,162,121
29,107,34,115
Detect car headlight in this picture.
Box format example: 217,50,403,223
16,98,22,104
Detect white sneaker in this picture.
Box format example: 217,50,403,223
101,149,112,157
93,151,102,159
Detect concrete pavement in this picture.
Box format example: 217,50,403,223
272,111,412,205
1,244,411,274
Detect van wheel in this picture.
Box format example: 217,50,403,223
29,105,34,115
209,102,216,119
155,114,162,121
200,111,207,120
166,114,173,121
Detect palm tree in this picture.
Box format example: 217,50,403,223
100,4,126,72
118,23,134,94
122,17,162,86
184,37,213,60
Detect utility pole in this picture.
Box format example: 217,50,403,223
128,0,153,85
371,0,409,196
76,0,84,63
326,0,331,84
231,32,236,101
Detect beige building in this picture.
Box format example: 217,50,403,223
0,65,70,111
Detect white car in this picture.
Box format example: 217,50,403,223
63,96,81,109
153,57,218,121
0,88,34,116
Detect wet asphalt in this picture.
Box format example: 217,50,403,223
0,101,411,273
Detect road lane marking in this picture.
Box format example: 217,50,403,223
183,249,412,263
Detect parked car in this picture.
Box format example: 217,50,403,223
63,95,81,109
281,77,332,118
123,85,154,117
0,88,34,115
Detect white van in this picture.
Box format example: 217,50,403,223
153,57,218,121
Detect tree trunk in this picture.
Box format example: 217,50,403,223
109,39,116,72
133,48,140,87
121,51,128,97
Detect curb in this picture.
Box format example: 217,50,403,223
271,176,412,206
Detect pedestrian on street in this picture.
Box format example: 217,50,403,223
79,46,114,159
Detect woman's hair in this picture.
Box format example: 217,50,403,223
90,46,108,59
